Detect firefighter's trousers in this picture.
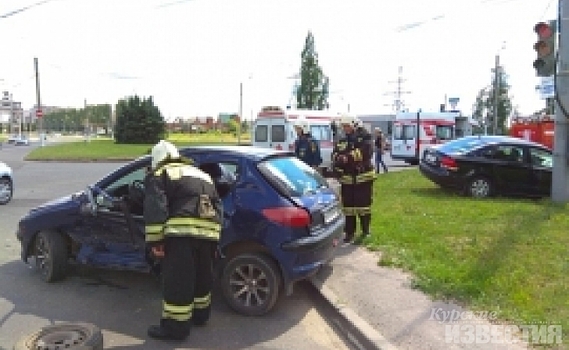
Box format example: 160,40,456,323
160,236,217,337
340,180,373,237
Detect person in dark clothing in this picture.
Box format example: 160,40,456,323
331,115,375,245
294,118,323,169
144,140,222,341
374,127,389,173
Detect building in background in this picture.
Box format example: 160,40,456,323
0,91,24,134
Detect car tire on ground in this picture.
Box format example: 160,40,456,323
0,177,13,205
34,230,68,282
14,322,103,350
467,176,492,198
221,253,280,316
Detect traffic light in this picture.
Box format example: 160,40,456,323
533,20,557,77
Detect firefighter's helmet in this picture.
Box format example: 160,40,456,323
339,114,358,127
294,117,310,134
151,140,180,169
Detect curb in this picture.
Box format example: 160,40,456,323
309,276,399,350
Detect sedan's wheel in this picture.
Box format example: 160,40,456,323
468,177,492,198
34,231,68,282
221,253,280,316
14,322,103,350
0,177,13,205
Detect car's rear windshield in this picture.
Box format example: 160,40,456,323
257,156,328,197
437,137,489,154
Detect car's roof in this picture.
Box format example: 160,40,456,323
455,135,549,148
133,145,291,163
180,145,292,160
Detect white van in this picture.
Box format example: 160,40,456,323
391,111,473,165
251,106,339,171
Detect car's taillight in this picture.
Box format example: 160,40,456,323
440,156,458,171
262,207,311,227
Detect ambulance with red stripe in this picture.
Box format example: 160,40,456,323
251,106,339,172
391,111,473,165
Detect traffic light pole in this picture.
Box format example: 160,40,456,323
552,0,569,203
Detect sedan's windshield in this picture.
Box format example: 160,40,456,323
258,156,328,197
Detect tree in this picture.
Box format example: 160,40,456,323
472,66,513,135
296,31,330,110
114,95,166,144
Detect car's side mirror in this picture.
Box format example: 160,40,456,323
96,194,114,209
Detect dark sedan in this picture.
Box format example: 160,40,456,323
419,136,553,198
16,146,344,316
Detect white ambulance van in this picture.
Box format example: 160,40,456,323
391,111,473,165
251,106,339,171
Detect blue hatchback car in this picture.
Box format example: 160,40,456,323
16,146,345,316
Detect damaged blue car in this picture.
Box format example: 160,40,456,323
16,146,344,316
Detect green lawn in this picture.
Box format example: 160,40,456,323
366,169,568,342
25,134,251,161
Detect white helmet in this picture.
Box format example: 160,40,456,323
338,114,357,126
151,140,180,169
294,117,310,134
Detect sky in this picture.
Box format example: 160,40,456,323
0,0,558,121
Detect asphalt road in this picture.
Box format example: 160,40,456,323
0,143,353,350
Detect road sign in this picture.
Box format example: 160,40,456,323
539,76,555,99
36,109,43,118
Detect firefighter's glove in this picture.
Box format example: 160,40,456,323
150,243,165,258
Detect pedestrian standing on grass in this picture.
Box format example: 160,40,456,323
374,128,388,174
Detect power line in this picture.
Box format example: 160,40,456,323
540,0,554,20
0,0,58,19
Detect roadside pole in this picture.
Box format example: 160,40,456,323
34,57,44,147
552,0,569,203
238,82,242,145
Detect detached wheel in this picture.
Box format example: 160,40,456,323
34,231,68,282
467,176,492,198
14,322,103,350
0,177,13,205
221,253,280,316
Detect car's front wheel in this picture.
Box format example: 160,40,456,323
467,176,492,198
34,230,68,282
14,322,103,350
0,177,13,205
221,253,280,316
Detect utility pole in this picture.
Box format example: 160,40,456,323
84,98,90,142
238,82,242,145
384,66,411,113
552,1,569,203
493,55,501,135
34,57,44,147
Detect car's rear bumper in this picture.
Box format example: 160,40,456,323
419,162,464,189
279,216,344,293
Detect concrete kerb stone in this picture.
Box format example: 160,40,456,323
309,275,399,350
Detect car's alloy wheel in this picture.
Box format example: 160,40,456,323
469,177,492,198
221,253,280,316
0,177,12,205
14,322,103,350
34,231,68,282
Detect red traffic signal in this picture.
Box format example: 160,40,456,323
534,22,553,39
533,20,557,77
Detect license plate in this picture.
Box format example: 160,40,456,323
425,153,437,163
323,205,340,224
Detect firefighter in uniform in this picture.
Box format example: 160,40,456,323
294,118,323,169
331,114,375,244
144,140,222,341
